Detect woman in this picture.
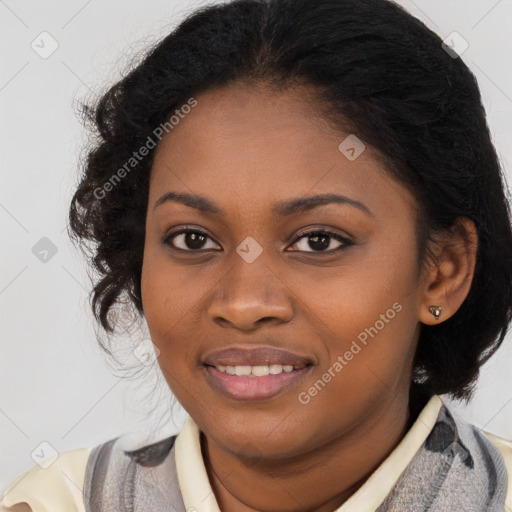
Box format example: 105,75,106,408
2,0,512,510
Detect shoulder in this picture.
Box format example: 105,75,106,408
485,430,512,465
1,446,93,512
483,430,512,512
2,433,182,512
442,399,512,512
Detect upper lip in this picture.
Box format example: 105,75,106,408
203,346,313,368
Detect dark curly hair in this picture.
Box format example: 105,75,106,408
68,0,512,400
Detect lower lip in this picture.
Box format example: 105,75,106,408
204,365,312,401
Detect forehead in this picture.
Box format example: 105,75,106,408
149,82,415,218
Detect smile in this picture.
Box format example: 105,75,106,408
211,363,305,376
204,364,312,401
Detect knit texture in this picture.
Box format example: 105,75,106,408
83,403,508,512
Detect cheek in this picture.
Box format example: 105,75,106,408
305,235,418,340
141,240,193,328
140,255,168,331
140,248,213,369
140,249,185,353
140,259,197,399
304,234,420,391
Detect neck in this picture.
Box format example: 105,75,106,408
201,387,429,512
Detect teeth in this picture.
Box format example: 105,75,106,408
214,364,303,376
235,365,252,376
269,364,283,374
252,365,269,376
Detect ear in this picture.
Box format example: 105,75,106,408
419,217,478,325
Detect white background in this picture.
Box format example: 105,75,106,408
1,0,511,490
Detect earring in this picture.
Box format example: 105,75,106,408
429,305,442,320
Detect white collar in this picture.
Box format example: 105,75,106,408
174,395,443,512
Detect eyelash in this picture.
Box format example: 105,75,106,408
162,227,353,254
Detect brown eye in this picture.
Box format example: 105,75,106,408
164,229,220,251
289,230,353,253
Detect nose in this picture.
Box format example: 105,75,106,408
207,256,294,330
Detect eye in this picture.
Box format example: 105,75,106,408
288,229,353,253
163,227,353,254
163,228,221,252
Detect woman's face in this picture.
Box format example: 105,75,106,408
141,82,428,459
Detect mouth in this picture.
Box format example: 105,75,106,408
203,364,313,401
201,345,314,401
207,363,307,376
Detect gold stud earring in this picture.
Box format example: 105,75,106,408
429,305,442,320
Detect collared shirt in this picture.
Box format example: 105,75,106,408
2,394,511,511
174,395,444,512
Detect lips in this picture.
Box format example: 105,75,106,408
202,346,312,368
202,345,314,401
204,364,312,401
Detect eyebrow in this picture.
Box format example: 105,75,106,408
153,191,372,217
